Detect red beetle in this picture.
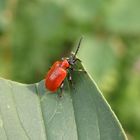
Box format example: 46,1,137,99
45,37,84,96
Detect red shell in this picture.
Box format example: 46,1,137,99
45,60,70,92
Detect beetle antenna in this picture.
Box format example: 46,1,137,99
73,36,83,59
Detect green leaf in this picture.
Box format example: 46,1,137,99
0,64,127,140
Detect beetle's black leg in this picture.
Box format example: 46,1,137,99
59,82,64,97
68,71,76,91
73,58,81,63
68,72,74,88
70,67,86,73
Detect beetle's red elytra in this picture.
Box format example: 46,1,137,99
45,60,69,92
45,37,84,95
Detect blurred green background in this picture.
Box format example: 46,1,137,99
0,0,140,139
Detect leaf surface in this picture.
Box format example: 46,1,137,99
0,65,127,140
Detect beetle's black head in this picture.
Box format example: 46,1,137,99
67,53,75,65
67,37,83,66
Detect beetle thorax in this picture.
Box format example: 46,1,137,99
61,59,70,69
